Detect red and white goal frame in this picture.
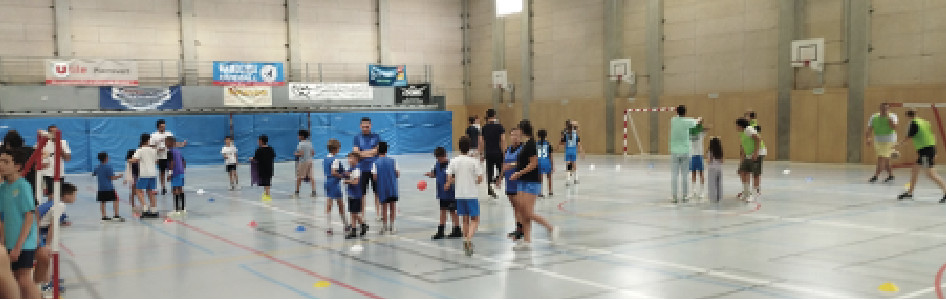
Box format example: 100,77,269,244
20,129,66,299
884,102,946,169
622,107,676,156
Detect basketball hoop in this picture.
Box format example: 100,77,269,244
791,60,811,68
610,75,623,82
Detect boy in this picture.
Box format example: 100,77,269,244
560,120,584,186
34,182,76,297
323,139,349,235
536,129,554,197
466,116,481,158
124,149,140,207
372,142,400,234
344,152,369,239
689,121,708,200
250,135,276,201
295,130,317,198
426,147,462,239
736,117,766,202
0,147,41,298
166,136,187,215
445,136,484,256
221,136,239,190
92,152,124,221
130,133,160,218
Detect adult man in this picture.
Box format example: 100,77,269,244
896,110,946,203
150,120,186,195
353,117,382,220
866,103,897,183
669,106,700,203
479,109,506,199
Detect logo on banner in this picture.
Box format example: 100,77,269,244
395,83,430,105
368,65,407,86
53,62,71,77
213,61,285,86
224,86,273,107
100,86,182,111
46,59,138,86
289,83,373,101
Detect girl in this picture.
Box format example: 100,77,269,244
499,127,524,240
510,120,558,250
707,137,724,203
560,120,584,185
536,129,554,197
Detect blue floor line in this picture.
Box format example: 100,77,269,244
239,264,319,299
327,259,454,299
137,219,215,255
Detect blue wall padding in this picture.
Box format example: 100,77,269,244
0,111,451,173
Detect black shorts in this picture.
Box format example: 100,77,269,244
259,175,272,187
359,171,378,196
348,198,363,213
8,249,36,270
439,199,457,211
381,196,398,203
226,164,236,172
917,146,937,167
97,190,118,202
158,159,169,173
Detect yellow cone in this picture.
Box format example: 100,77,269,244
878,282,899,292
314,281,331,288
904,183,911,190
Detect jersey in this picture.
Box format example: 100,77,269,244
371,157,400,200
562,131,580,156
345,166,363,199
504,144,524,186
323,155,344,187
432,161,455,200
537,140,553,166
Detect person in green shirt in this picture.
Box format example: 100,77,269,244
737,118,766,202
866,103,897,183
896,110,946,203
669,105,700,203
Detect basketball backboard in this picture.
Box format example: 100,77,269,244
609,59,634,83
791,38,824,72
492,70,507,89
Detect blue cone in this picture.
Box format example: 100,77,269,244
208,198,215,202
296,225,306,232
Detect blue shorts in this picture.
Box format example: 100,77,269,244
456,198,480,217
137,177,157,190
171,174,185,187
517,181,541,195
539,161,552,174
505,179,519,195
324,183,343,199
690,155,704,171
565,153,577,162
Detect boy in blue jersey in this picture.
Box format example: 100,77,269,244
536,129,555,197
92,152,124,221
372,142,400,234
426,147,462,240
0,147,41,298
560,120,585,185
344,152,369,239
323,139,349,235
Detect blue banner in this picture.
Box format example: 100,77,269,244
213,61,285,86
368,64,407,86
99,86,183,111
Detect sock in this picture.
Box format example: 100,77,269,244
327,212,333,229
743,183,750,196
181,193,186,210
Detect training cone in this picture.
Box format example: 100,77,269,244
296,225,306,232
197,189,205,195
417,180,427,191
314,281,331,288
589,164,596,171
878,282,899,292
208,198,215,202
350,245,364,252
248,221,258,227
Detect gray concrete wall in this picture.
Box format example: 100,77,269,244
0,0,55,57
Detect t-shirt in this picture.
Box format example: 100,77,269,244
296,140,315,163
371,157,400,199
432,161,455,200
481,121,505,155
37,200,63,228
346,167,363,199
323,155,344,187
869,113,899,143
353,133,381,170
466,126,481,148
0,178,38,250
742,126,768,157
149,131,174,160
537,140,553,164
690,131,706,156
669,116,699,155
516,139,541,182
446,155,483,199
561,131,580,155
221,146,238,165
92,164,116,191
169,148,185,175
133,147,159,178
253,146,276,176
40,140,71,177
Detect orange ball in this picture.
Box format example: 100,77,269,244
417,180,428,191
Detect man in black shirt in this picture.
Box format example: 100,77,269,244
479,109,505,198
251,135,276,200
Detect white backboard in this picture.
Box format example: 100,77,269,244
609,59,631,77
492,70,507,88
791,38,824,72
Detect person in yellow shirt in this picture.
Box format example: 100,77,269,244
866,103,897,183
896,109,946,203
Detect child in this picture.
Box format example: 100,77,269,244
166,136,187,215
445,136,484,256
0,249,19,298
501,127,524,240
124,149,139,208
706,137,724,203
295,130,317,198
344,152,369,239
130,133,159,218
34,182,76,297
0,147,41,298
689,121,708,200
372,142,400,234
736,118,766,202
426,147,462,240
323,139,349,235
560,120,584,185
536,129,554,197
92,152,124,221
250,135,276,201
221,136,239,190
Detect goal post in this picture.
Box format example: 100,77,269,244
883,102,946,169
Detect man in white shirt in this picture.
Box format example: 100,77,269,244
866,103,898,183
150,119,186,195
445,136,484,256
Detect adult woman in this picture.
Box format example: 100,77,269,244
498,127,524,240
509,120,558,250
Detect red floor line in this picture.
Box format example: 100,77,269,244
174,220,383,299
59,243,75,257
935,262,945,299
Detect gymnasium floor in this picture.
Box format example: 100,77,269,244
52,154,945,299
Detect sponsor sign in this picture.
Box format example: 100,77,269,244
289,83,373,101
99,86,182,110
395,83,431,105
368,64,407,86
213,61,285,86
46,59,139,86
223,86,273,107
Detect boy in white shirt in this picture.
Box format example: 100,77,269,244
689,121,709,199
130,134,160,218
221,136,239,190
445,136,484,256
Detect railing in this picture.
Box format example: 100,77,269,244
0,56,182,86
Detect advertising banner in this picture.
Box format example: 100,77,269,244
395,83,431,105
368,64,407,86
99,86,182,110
289,82,373,101
223,86,273,107
213,61,285,86
46,59,139,86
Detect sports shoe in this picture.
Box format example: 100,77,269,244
507,229,523,241
101,216,110,222
388,227,396,235
431,226,446,240
463,241,474,256
884,176,895,183
229,185,235,191
360,224,369,237
345,228,357,239
550,226,560,244
292,192,300,199
327,229,334,235
447,226,463,239
898,192,913,200
162,188,167,195
112,216,126,222
868,176,878,183
513,241,531,251
940,195,946,204
311,191,317,198
538,194,545,198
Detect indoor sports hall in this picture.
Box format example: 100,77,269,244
1,0,945,299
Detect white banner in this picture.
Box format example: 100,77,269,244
223,86,273,107
289,82,373,101
46,59,139,86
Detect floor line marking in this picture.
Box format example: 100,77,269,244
239,264,319,299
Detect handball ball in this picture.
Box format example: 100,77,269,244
417,180,428,191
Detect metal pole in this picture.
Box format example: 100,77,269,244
645,0,663,154
846,0,870,163
520,0,533,119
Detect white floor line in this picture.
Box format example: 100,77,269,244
896,286,940,299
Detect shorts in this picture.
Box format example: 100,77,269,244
324,183,343,199
137,177,157,190
8,249,36,270
259,176,272,187
381,196,398,204
456,198,480,217
517,181,541,195
171,174,185,187
97,190,118,202
226,164,237,172
690,155,705,171
439,199,457,211
565,153,577,162
917,146,937,167
348,198,363,213
505,178,519,195
43,176,54,196
296,161,313,178
359,171,378,196
158,159,169,173
738,156,765,176
539,162,552,175
874,141,895,158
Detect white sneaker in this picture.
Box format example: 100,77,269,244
513,241,531,251
388,227,396,235
550,226,560,244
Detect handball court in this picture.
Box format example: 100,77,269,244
52,154,946,299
